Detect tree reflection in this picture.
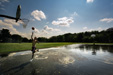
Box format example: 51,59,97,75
77,44,113,55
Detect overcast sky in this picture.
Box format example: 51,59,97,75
0,0,113,38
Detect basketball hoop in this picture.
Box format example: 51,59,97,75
21,18,29,28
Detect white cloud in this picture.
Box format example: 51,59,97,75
30,18,35,21
44,25,53,31
42,30,48,34
0,0,9,2
0,0,9,10
83,27,88,30
58,17,67,21
0,0,9,7
97,27,103,31
4,19,20,26
100,18,113,23
31,10,46,21
0,19,31,38
46,22,49,24
40,25,61,37
0,8,5,10
87,0,94,3
52,17,74,27
71,12,78,17
0,19,60,38
87,27,103,32
44,25,60,31
0,19,19,34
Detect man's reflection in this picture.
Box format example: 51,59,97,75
92,45,96,55
92,49,96,55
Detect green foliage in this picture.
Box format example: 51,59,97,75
0,29,11,42
38,37,48,42
0,29,29,43
22,37,29,42
47,30,113,43
11,34,22,43
0,28,113,43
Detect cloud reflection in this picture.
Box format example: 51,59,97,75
59,56,75,65
35,55,48,60
103,57,113,65
8,53,16,56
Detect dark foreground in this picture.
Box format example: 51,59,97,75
0,44,113,75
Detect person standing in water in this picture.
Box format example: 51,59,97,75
31,27,39,61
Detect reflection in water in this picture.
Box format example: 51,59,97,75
0,44,113,75
69,44,113,65
8,53,16,56
92,46,97,55
35,55,48,60
77,45,113,54
103,57,113,65
92,49,96,55
59,56,75,65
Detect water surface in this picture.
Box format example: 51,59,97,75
0,44,113,75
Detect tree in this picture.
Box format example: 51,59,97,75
64,33,74,42
38,37,48,42
0,30,2,42
57,35,65,42
22,37,29,42
0,27,113,43
48,36,57,42
108,32,113,43
0,29,11,42
76,33,83,42
11,34,22,43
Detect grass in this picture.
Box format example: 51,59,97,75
0,42,113,54
0,42,74,54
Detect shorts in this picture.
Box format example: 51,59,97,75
31,47,36,53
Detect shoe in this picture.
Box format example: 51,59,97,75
37,49,39,52
30,59,33,62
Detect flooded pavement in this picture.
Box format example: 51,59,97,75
0,44,113,75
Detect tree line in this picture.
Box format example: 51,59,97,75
0,29,29,43
0,28,113,43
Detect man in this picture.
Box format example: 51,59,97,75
30,32,39,61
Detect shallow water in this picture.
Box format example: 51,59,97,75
0,44,113,75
